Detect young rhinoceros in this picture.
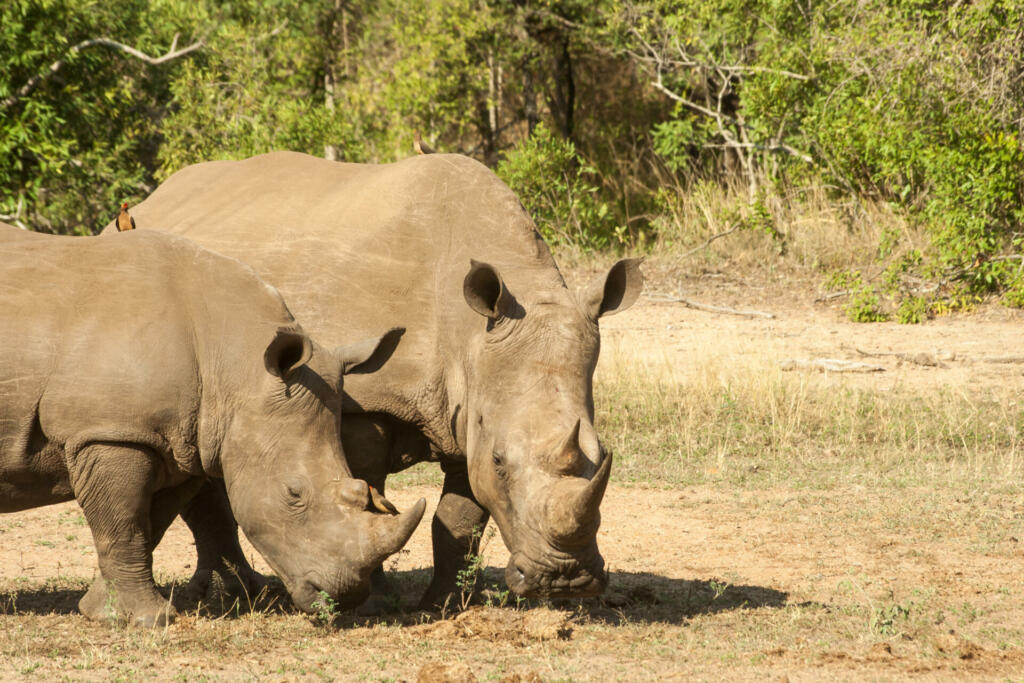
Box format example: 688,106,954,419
0,228,424,626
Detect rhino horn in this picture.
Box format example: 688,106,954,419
574,448,612,520
547,449,613,544
554,418,583,474
369,498,426,563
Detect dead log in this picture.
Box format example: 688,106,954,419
648,294,775,319
780,359,885,373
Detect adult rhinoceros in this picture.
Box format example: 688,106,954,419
114,151,642,606
0,226,424,625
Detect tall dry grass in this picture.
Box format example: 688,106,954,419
646,178,927,277
595,340,1024,492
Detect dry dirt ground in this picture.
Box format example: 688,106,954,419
2,263,1024,681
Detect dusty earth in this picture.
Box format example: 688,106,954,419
2,263,1024,681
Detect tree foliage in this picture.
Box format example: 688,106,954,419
3,0,1024,310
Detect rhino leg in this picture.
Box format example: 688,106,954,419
419,461,490,610
80,477,205,624
72,443,177,627
179,479,266,600
342,414,402,615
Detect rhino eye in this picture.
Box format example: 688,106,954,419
492,451,508,480
284,483,307,508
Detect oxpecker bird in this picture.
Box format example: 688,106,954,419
116,202,136,232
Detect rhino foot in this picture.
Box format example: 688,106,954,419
79,576,176,627
183,564,268,607
417,581,464,612
350,567,402,616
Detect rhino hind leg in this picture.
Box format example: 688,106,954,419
72,443,177,627
179,479,266,602
418,462,490,610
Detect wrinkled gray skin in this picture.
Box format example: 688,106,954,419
109,151,642,606
0,226,425,625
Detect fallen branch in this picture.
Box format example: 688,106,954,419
648,294,775,319
1,34,204,110
814,290,851,303
780,359,885,373
680,223,740,258
852,348,950,368
980,356,1024,364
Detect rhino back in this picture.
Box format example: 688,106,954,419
127,152,570,425
0,231,288,484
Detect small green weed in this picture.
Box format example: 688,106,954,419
310,590,336,627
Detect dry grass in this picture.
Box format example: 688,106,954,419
644,177,926,277
596,343,1024,491
4,243,1024,680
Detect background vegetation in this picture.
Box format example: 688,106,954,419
2,0,1023,317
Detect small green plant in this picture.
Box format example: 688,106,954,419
743,190,785,251
896,295,930,324
872,602,910,635
1002,277,1024,309
709,579,730,601
310,590,336,627
823,268,862,292
845,285,889,322
455,526,487,611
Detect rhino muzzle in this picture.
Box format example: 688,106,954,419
505,547,607,598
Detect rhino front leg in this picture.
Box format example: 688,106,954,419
72,443,176,627
79,477,205,621
179,479,266,600
419,462,490,610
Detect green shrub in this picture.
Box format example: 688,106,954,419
496,123,622,250
845,286,888,323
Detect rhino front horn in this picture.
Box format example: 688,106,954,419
574,448,612,520
546,449,613,545
373,498,427,561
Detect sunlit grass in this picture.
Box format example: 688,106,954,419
596,345,1024,492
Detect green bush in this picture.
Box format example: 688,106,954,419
496,123,622,250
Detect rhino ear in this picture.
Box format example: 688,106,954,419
582,258,644,319
463,259,517,320
264,327,313,381
336,327,405,375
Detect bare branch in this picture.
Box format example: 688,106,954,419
1,36,204,110
647,293,776,319
649,76,814,164
680,223,741,258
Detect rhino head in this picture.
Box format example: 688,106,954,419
218,327,425,611
459,258,642,597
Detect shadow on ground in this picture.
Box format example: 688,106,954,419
0,566,789,629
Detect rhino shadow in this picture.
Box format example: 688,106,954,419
0,578,296,620
0,568,790,628
573,570,790,626
344,566,790,628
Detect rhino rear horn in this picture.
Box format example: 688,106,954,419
553,418,585,475
574,448,612,520
335,327,405,375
